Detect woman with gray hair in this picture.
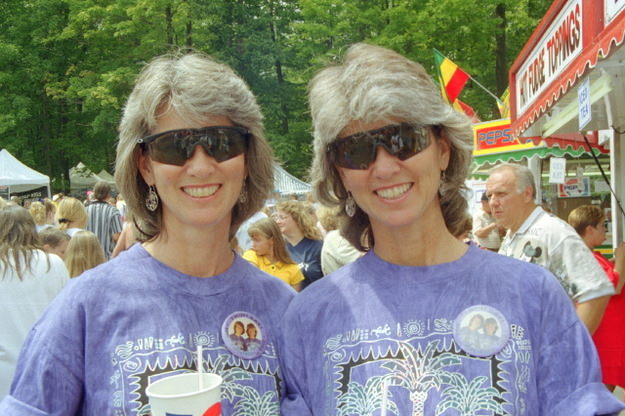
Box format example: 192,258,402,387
279,43,623,415
1,52,295,415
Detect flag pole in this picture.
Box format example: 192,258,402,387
467,74,505,106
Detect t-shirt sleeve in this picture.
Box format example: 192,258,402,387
278,304,313,416
556,236,614,302
0,285,84,415
536,268,624,414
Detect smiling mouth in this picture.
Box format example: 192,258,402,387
375,183,411,199
183,185,219,197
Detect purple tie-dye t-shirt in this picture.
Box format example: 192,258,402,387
279,245,625,416
0,244,295,416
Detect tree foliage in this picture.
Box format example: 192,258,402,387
0,0,551,192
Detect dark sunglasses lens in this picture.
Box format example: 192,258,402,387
334,135,375,169
395,125,430,160
149,132,188,166
210,129,247,162
147,128,247,166
333,124,431,170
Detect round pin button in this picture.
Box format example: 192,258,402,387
222,311,267,360
453,305,510,357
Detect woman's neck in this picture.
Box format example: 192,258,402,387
371,212,467,266
143,226,233,277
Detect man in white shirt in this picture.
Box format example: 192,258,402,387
486,163,613,334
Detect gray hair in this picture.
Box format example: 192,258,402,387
488,163,536,198
308,43,473,250
115,52,274,241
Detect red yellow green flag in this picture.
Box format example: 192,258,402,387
497,87,510,118
433,49,470,104
454,99,480,123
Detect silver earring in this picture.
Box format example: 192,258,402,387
146,185,159,212
238,186,248,204
345,192,356,217
439,170,447,195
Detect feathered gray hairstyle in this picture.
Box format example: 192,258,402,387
115,52,274,241
308,43,473,250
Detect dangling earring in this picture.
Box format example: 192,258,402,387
238,186,248,204
145,185,159,212
345,192,356,217
439,170,447,195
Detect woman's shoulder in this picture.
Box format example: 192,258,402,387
466,246,561,291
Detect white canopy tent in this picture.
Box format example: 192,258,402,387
273,164,311,196
69,162,116,193
0,149,50,197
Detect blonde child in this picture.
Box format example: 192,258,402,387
243,217,303,291
39,227,71,260
64,230,105,278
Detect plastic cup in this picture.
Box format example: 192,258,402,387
146,373,222,416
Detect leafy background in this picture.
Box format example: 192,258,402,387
0,0,552,192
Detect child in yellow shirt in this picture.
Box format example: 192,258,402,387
243,217,304,291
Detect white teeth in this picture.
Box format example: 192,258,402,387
376,183,410,199
184,186,218,197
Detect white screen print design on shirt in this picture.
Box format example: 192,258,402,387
111,329,282,415
322,316,531,416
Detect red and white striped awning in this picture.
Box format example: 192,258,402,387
510,0,625,140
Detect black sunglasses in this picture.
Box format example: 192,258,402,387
328,123,433,170
137,126,250,166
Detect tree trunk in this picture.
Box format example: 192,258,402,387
495,3,507,95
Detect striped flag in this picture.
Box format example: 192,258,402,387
497,87,510,118
433,49,470,104
454,99,480,123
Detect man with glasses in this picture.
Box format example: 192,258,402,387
486,163,614,334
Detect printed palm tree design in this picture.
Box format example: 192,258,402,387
337,375,399,416
381,340,462,416
436,373,506,415
205,354,252,401
233,386,279,415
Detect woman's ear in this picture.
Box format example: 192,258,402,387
582,224,594,238
137,151,155,186
437,136,451,172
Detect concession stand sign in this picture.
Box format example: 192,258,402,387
509,0,625,244
509,0,625,138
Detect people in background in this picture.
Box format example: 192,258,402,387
86,181,123,259
0,205,69,398
317,205,363,275
486,163,614,334
278,43,623,415
110,221,138,258
275,200,324,289
28,199,56,232
243,217,304,291
38,227,71,260
472,192,504,251
568,204,625,392
55,197,87,237
236,209,268,252
0,51,294,415
63,230,106,278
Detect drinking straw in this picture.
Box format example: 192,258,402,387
380,378,389,416
197,344,204,390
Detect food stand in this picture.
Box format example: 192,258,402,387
508,0,625,246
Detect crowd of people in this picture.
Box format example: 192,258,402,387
0,44,624,415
